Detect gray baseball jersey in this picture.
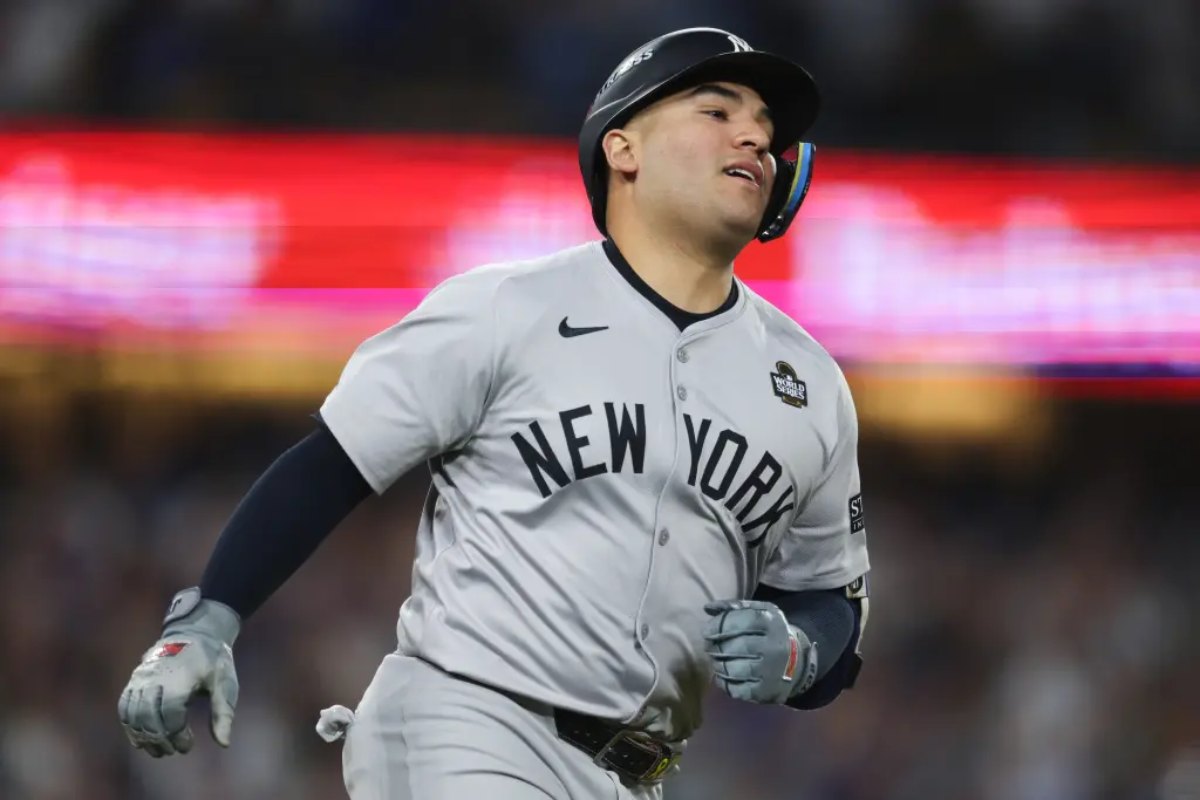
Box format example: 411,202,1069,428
320,240,869,741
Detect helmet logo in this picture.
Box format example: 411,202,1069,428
726,34,752,52
598,46,656,96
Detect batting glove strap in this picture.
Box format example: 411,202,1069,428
161,587,241,646
783,625,819,698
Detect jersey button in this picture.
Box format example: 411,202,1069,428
640,623,650,639
676,348,689,363
658,529,670,546
676,386,688,401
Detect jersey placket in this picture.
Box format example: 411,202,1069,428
625,321,721,726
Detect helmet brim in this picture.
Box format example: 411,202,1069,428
608,51,820,156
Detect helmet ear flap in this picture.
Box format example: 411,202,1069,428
757,142,816,242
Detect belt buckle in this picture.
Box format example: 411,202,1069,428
590,728,627,767
594,729,679,785
638,746,681,784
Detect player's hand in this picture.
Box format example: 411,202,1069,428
703,599,818,705
118,589,241,757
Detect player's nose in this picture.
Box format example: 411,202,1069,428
733,119,771,158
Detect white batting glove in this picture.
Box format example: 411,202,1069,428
117,588,241,757
703,599,819,705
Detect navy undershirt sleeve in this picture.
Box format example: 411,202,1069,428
199,418,373,619
753,583,863,709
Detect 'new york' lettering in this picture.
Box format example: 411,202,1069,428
511,406,792,547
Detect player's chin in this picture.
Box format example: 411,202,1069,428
713,204,764,241
718,192,766,227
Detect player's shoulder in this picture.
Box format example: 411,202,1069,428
740,283,849,390
441,240,608,301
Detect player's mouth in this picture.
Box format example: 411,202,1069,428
722,160,764,190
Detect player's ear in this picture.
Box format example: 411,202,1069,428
602,128,638,178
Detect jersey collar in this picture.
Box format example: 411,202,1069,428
601,238,739,332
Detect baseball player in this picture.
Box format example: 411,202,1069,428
118,27,871,799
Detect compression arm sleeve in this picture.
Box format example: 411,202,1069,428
198,418,373,619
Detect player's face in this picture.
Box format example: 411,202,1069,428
631,81,777,243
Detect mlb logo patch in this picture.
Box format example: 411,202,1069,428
769,361,807,408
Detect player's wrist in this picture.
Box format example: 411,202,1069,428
160,587,241,646
783,625,818,699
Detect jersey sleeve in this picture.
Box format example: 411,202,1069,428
760,367,870,591
319,268,502,493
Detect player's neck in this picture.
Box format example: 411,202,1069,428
607,221,736,315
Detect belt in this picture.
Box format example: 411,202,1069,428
553,708,681,785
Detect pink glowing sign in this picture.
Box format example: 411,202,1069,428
0,133,1196,367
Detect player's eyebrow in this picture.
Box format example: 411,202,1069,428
687,83,774,126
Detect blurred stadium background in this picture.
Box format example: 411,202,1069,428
1,2,1198,799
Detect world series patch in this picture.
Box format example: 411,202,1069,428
770,361,807,408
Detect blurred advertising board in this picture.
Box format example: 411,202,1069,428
1,132,1197,372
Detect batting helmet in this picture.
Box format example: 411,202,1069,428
578,27,820,243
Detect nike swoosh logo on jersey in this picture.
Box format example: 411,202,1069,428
558,317,609,338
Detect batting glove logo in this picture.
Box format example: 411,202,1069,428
145,642,189,662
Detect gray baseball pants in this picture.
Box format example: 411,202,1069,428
342,654,665,800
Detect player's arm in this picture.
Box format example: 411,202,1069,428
117,268,505,757
117,417,372,756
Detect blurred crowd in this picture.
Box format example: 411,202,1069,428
0,390,1196,799
1,0,1197,161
